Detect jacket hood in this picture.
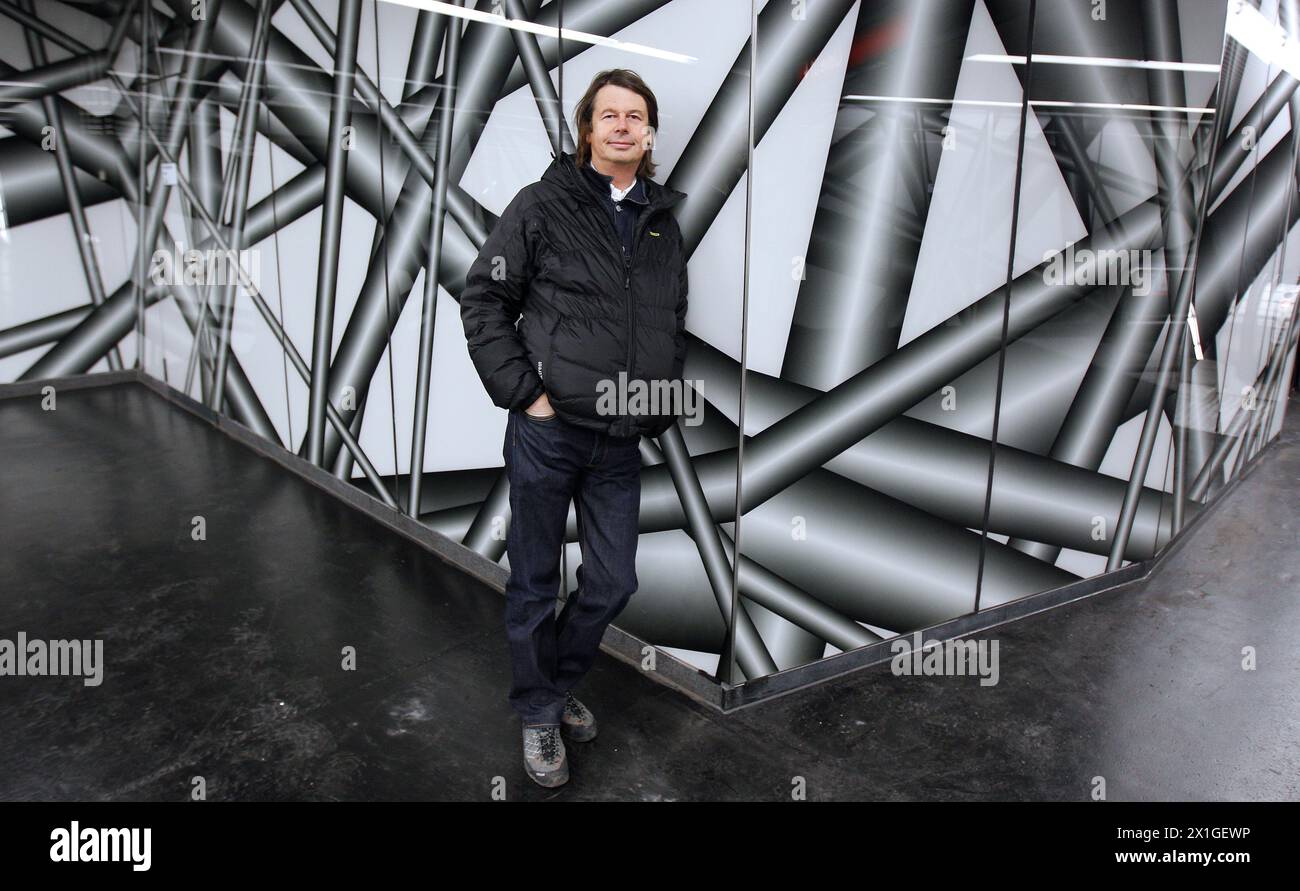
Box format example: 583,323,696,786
542,149,687,211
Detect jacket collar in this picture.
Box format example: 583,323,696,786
583,160,648,205
543,149,686,213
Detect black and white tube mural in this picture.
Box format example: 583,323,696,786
1,0,1295,685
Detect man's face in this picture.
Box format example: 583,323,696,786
587,84,652,169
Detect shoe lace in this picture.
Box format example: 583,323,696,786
535,726,560,761
563,693,584,718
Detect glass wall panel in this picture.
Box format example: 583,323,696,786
729,0,1032,683
0,1,147,382
979,0,1227,607
1203,0,1300,492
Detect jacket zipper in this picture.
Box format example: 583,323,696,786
625,209,656,407
575,182,658,431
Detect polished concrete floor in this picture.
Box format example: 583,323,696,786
1,381,1297,801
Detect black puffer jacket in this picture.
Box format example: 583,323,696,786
459,150,689,439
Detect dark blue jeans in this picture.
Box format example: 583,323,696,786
502,408,642,726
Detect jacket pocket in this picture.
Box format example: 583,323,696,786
522,408,559,424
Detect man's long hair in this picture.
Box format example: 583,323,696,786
574,69,659,179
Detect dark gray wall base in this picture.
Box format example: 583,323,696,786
0,369,137,401
0,368,1281,717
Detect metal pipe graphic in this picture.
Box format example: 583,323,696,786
211,0,275,413
5,0,1299,686
781,0,975,389
409,1,464,518
658,424,777,681
304,0,363,466
18,0,122,372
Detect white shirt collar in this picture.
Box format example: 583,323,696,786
591,160,636,202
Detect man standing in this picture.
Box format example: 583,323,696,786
460,69,689,788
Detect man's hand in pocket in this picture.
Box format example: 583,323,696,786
525,392,555,418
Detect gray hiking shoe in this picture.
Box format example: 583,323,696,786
561,692,597,742
522,724,568,787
